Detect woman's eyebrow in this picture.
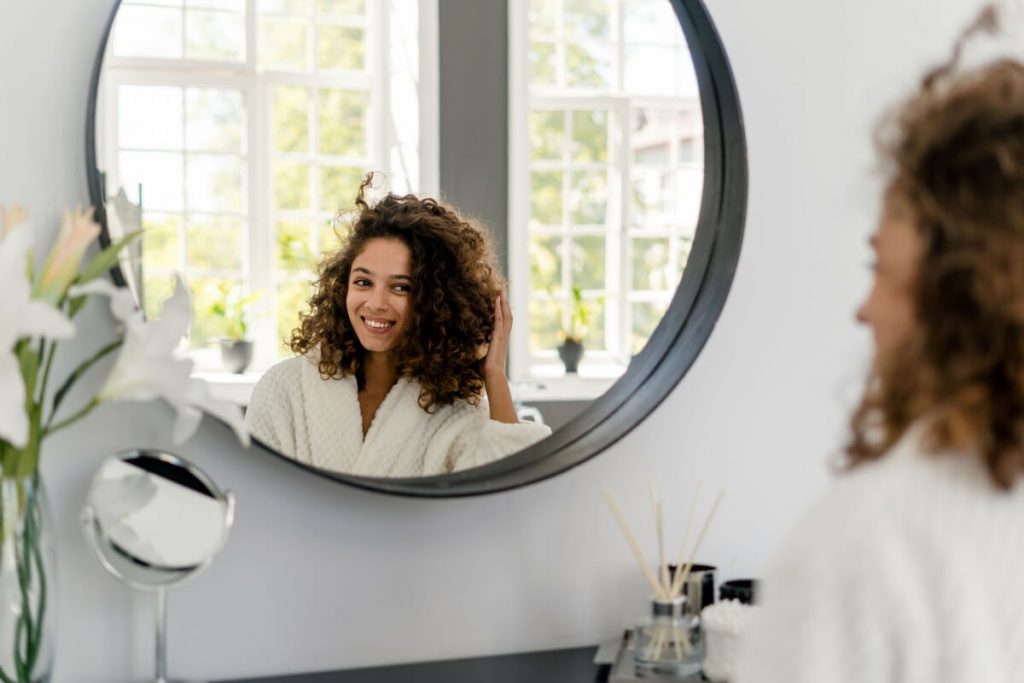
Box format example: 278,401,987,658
352,267,411,281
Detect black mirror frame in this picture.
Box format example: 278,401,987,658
87,0,747,498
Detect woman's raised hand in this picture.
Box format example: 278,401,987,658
482,292,512,379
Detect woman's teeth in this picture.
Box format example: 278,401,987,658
364,318,394,330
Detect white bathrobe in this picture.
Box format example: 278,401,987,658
244,355,552,477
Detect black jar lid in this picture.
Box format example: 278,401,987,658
719,579,758,604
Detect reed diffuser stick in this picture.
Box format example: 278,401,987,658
669,490,725,599
602,489,667,600
668,481,703,588
650,481,670,596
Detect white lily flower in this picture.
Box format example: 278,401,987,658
69,278,250,447
0,222,74,447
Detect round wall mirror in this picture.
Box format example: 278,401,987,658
86,0,746,496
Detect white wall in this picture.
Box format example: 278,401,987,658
0,0,988,680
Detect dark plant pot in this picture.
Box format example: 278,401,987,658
557,339,584,374
219,339,254,374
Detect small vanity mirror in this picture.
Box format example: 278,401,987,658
82,450,234,681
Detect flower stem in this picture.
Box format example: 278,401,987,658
43,398,100,438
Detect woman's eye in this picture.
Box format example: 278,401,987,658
353,278,371,287
394,284,411,293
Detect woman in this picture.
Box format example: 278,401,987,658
737,12,1024,683
245,177,550,477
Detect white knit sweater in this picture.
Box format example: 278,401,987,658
244,355,552,477
735,423,1024,683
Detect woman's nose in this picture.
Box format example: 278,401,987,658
367,286,388,310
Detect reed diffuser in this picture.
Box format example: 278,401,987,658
603,483,724,678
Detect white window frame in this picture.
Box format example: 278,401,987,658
508,0,702,382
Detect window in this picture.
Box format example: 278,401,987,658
510,0,703,380
99,0,436,370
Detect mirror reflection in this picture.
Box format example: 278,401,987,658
82,451,234,586
92,0,704,476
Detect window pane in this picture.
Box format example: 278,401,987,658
631,171,669,228
318,89,368,156
529,297,561,355
570,236,604,290
625,46,677,97
529,42,557,88
120,151,185,210
631,238,672,291
143,274,178,321
119,86,183,151
631,300,668,354
530,171,562,225
529,110,564,161
275,219,317,271
276,278,311,353
319,218,341,255
141,213,181,270
585,295,606,350
125,0,181,6
528,0,557,36
569,170,607,225
272,86,310,153
317,0,366,16
260,0,311,13
624,0,681,44
273,162,311,209
187,215,244,269
677,45,700,98
565,42,611,89
191,276,243,341
258,17,309,70
187,0,244,10
676,166,703,232
185,9,245,61
186,88,245,153
631,108,673,165
564,0,611,40
186,155,245,213
319,165,364,211
112,6,183,59
571,110,607,162
316,25,364,70
529,236,561,293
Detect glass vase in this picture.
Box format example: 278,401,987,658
0,474,55,683
634,596,701,678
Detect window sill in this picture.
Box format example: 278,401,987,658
194,369,616,406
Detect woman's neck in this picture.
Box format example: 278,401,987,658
360,352,398,396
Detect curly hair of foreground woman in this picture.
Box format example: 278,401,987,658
848,14,1024,489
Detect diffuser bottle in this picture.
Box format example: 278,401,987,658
634,596,702,677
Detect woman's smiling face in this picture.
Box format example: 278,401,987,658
346,237,414,354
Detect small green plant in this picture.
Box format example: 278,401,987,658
207,284,265,340
562,287,592,344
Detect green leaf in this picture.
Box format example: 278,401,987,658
77,230,142,285
16,342,40,410
49,339,122,422
67,295,87,319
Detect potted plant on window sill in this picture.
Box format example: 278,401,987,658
558,287,591,374
207,285,264,375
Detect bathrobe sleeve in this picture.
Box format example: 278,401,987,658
422,399,552,474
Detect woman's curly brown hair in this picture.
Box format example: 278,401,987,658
289,174,504,412
847,6,1024,489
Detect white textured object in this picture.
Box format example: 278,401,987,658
701,599,758,682
244,355,551,477
735,422,1024,683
